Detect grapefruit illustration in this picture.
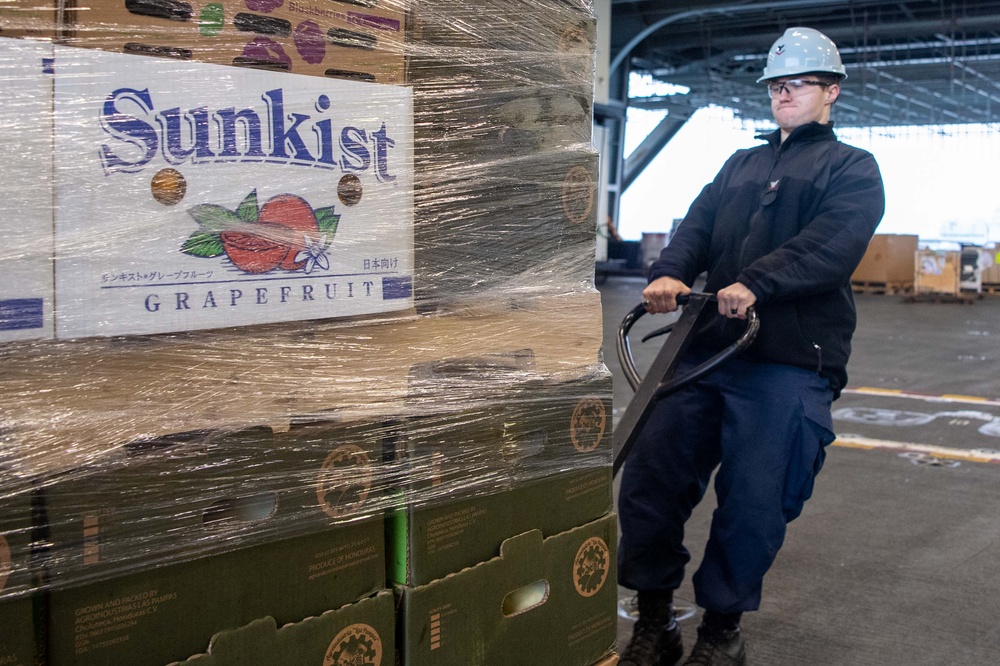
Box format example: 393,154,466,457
220,226,290,273
258,194,320,270
183,189,338,276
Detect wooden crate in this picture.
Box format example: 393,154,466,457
981,248,1000,292
852,234,919,286
914,250,961,295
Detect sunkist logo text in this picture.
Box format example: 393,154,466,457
99,87,398,180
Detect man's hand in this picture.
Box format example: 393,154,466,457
642,276,691,313
717,282,756,319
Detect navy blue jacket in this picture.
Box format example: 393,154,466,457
647,121,885,396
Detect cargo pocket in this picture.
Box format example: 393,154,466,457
782,396,835,522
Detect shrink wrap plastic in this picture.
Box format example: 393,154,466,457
0,0,605,605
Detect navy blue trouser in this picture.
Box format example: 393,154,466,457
617,355,836,614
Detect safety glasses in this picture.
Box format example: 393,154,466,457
766,79,830,98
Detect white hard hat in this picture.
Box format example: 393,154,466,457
757,27,847,82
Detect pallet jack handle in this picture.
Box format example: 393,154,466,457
612,293,760,477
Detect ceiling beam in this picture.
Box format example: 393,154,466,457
622,105,695,191
609,0,862,75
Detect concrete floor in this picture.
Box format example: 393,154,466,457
601,277,1000,665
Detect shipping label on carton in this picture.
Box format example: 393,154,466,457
51,46,413,338
1,38,55,342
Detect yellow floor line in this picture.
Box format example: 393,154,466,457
849,387,905,395
845,387,1000,406
941,394,991,402
833,434,1000,464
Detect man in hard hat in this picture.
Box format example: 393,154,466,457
617,27,885,666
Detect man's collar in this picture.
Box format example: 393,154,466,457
757,121,836,147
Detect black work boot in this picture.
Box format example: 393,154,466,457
619,591,684,666
682,625,746,666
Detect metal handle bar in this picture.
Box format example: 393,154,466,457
617,294,702,391
612,292,760,477
617,294,758,393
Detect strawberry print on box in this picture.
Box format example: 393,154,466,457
52,46,413,339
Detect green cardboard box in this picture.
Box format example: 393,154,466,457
41,426,273,584
266,415,400,537
0,483,39,666
172,589,395,666
397,514,618,666
388,367,612,586
0,482,35,597
42,417,395,584
395,405,509,500
0,594,37,666
47,516,385,666
502,368,612,474
388,467,612,587
399,354,533,500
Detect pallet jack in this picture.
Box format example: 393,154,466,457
612,293,760,477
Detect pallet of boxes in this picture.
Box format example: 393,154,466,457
911,246,987,303
851,234,917,295
983,247,1000,294
0,0,617,664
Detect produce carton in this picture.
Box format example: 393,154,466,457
47,517,385,665
39,418,394,584
172,589,395,666
397,514,617,666
0,483,38,666
0,594,38,666
0,291,604,472
388,366,613,586
50,44,413,338
0,37,55,342
62,0,408,83
414,149,598,307
0,0,59,39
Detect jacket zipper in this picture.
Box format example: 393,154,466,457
813,343,823,373
738,148,784,267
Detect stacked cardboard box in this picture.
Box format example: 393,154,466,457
851,234,918,289
388,366,613,586
398,515,617,666
0,487,37,665
172,590,397,665
2,0,408,81
1,416,398,665
0,0,611,663
0,38,415,343
408,0,599,309
389,3,616,665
